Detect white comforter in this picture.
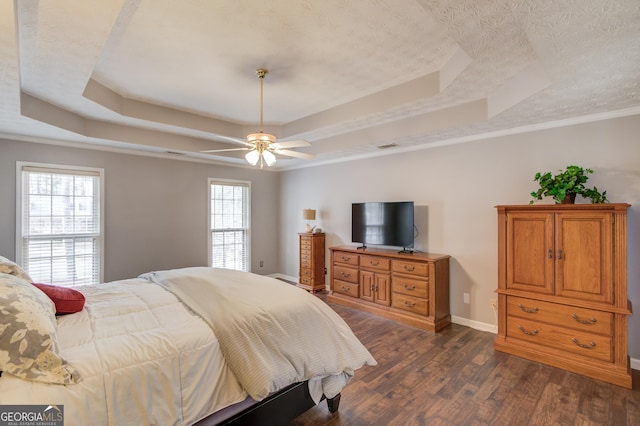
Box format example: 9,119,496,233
0,268,376,425
0,278,247,425
142,267,377,401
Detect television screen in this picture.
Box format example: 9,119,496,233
352,201,414,249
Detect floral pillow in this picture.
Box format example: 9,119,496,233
0,256,33,282
0,273,80,384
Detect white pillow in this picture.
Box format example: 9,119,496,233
0,272,80,384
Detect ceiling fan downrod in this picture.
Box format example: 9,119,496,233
256,68,267,133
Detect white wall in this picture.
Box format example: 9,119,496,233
279,114,640,359
0,138,281,280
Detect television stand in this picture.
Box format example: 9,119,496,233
329,246,451,332
398,248,414,254
356,245,367,251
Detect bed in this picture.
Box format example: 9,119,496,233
0,264,376,425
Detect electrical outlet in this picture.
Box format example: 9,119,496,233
490,299,497,311
463,293,470,304
259,260,264,267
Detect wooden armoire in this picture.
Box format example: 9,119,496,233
494,204,632,388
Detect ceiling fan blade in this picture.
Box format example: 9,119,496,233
276,149,315,160
274,140,310,149
212,134,253,146
201,147,250,153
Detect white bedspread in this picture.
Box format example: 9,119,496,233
142,267,377,401
0,278,246,425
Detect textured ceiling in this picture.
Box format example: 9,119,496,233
1,0,639,169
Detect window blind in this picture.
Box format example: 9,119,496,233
209,180,250,271
19,164,103,286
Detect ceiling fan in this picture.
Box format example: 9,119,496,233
201,68,314,168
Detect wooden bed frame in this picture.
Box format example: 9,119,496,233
193,381,341,425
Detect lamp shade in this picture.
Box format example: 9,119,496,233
303,209,316,221
262,150,276,166
245,150,260,165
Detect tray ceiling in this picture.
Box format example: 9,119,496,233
1,0,639,169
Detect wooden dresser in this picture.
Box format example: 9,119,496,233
328,246,451,332
494,204,632,388
298,233,325,292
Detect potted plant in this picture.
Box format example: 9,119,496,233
530,165,608,204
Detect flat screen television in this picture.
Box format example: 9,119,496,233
352,201,414,251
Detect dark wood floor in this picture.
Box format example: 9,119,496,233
292,295,640,426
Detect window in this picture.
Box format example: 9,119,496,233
17,162,104,286
209,179,250,271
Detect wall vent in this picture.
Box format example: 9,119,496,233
377,143,399,149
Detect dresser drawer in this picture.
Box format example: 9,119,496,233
334,252,359,266
300,253,312,263
507,296,612,336
300,240,312,249
392,259,428,277
392,294,428,316
300,268,312,279
333,265,359,284
334,279,359,298
360,255,390,271
391,276,428,299
507,317,612,362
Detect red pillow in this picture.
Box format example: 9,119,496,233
32,283,86,314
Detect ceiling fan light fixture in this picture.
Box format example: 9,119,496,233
262,150,276,167
245,149,260,166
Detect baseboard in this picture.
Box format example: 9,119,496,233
269,273,299,284
451,315,498,334
631,358,640,371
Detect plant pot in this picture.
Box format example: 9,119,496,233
560,192,576,204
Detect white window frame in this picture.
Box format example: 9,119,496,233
16,161,105,286
208,178,251,272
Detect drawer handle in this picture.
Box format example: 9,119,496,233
341,286,350,292
548,249,553,259
341,256,351,262
369,260,380,266
571,314,597,325
303,271,309,276
403,283,416,291
340,272,351,278
571,338,596,349
518,325,539,336
403,265,416,272
403,300,416,308
518,304,539,314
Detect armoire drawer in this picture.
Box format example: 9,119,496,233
506,317,612,362
507,296,612,336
